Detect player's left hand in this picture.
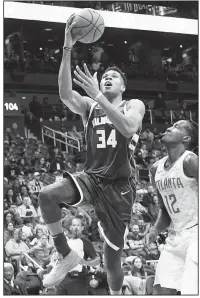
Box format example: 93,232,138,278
73,64,100,99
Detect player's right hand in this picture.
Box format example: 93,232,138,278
148,227,158,243
64,13,77,48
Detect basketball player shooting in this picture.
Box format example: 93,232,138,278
149,120,198,295
38,14,145,293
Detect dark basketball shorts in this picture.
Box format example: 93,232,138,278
61,171,136,251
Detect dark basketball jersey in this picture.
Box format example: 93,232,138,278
84,100,141,180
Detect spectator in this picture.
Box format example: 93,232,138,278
49,155,66,173
17,173,27,186
17,196,38,219
5,228,30,262
138,218,150,239
4,158,21,181
19,184,29,196
41,96,51,119
4,262,28,295
127,224,145,255
34,157,48,173
68,125,83,142
154,93,166,118
51,146,64,160
131,257,147,279
4,222,15,245
8,204,23,227
17,158,29,174
122,274,145,295
29,233,54,269
30,228,43,247
4,211,14,225
11,123,20,140
4,188,17,207
132,196,148,219
22,217,34,239
28,172,44,194
142,184,155,207
33,216,49,236
29,96,42,119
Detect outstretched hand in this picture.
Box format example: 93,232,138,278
73,64,100,100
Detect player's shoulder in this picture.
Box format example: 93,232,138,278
126,99,145,113
126,98,145,108
183,151,198,168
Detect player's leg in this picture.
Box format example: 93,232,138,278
180,259,198,294
180,235,198,295
153,247,184,295
38,173,93,287
103,242,124,295
39,177,80,257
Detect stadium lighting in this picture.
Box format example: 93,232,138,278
124,41,127,44
4,2,198,35
39,47,43,50
180,45,183,48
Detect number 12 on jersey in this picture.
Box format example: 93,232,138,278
164,194,180,214
96,129,117,148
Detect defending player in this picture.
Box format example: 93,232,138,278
38,15,145,293
149,120,198,295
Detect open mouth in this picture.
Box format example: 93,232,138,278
104,81,112,87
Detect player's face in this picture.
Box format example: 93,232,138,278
100,70,124,97
162,120,190,146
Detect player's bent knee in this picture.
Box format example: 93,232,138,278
38,185,53,208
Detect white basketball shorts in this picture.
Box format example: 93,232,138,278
154,225,198,292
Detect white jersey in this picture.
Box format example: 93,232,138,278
155,150,198,231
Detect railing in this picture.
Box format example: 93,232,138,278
19,252,44,272
149,109,196,125
41,126,81,152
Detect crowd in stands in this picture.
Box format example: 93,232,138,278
4,112,171,295
4,38,198,84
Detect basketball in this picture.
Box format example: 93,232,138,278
71,8,105,44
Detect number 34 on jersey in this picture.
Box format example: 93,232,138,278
96,129,117,148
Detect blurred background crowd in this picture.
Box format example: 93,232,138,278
4,0,197,295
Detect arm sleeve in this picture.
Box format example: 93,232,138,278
82,237,97,259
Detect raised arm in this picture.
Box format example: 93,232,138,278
58,14,93,117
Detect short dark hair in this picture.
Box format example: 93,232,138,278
102,66,127,87
185,120,198,152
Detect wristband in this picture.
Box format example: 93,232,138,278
63,46,72,51
94,92,102,101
